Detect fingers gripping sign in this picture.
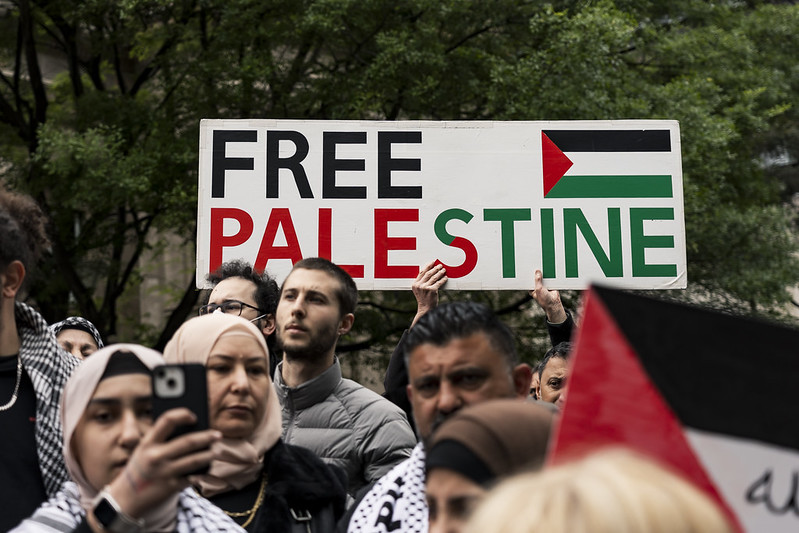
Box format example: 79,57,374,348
530,269,567,324
411,261,448,328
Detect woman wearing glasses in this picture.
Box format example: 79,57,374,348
164,313,347,532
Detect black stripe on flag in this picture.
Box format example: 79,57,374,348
543,130,671,152
590,285,799,452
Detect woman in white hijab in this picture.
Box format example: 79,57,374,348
12,344,244,532
163,313,347,532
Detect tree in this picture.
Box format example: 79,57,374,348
0,0,797,368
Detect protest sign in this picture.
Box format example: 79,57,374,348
548,285,799,532
197,120,685,290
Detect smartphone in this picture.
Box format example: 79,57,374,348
152,363,210,440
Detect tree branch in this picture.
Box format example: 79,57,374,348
152,275,201,351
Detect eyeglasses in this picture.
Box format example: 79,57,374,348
199,300,264,317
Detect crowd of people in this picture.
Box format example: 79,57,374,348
0,182,736,532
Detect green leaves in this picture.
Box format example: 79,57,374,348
1,0,798,352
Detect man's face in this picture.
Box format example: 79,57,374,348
275,268,353,361
529,370,540,399
537,356,569,408
406,332,529,443
207,277,275,337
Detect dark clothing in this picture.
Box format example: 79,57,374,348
208,440,348,533
0,356,48,532
0,302,80,532
382,330,415,434
547,310,575,346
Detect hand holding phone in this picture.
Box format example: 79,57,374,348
152,363,211,478
152,363,210,438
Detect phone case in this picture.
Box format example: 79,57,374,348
152,363,210,440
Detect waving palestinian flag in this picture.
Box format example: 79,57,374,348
549,286,799,532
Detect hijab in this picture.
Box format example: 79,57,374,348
163,313,282,497
50,316,105,349
61,343,177,530
425,399,555,487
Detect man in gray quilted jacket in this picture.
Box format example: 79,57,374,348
273,257,416,497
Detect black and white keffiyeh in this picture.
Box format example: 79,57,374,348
16,301,81,496
347,443,428,533
10,482,246,532
49,316,104,350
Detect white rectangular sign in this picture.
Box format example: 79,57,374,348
197,119,686,290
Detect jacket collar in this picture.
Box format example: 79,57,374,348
274,357,342,410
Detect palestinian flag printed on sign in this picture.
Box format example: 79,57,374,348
549,286,799,532
542,129,673,198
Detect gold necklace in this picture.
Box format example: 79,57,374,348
220,473,267,529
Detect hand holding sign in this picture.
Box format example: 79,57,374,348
410,260,448,327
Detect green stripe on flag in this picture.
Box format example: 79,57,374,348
546,175,672,198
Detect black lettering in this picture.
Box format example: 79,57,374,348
212,130,257,198
266,131,313,198
375,501,402,531
745,469,799,516
373,476,406,532
378,131,422,198
322,132,367,199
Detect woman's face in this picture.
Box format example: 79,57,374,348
71,374,152,490
57,329,99,359
426,469,486,533
206,333,269,439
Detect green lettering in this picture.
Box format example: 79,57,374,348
435,208,473,246
541,209,555,278
564,208,623,278
630,208,677,277
483,208,532,278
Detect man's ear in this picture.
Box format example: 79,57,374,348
262,314,276,336
2,261,25,299
512,363,534,399
406,383,414,404
337,313,354,336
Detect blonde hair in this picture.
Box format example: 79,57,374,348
464,448,734,533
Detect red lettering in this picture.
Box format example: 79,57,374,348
209,208,254,274
254,208,302,272
439,237,478,278
318,208,364,278
374,209,418,278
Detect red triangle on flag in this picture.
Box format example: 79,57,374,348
548,288,742,531
542,132,574,196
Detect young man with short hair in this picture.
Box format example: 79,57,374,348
0,190,80,531
273,257,416,497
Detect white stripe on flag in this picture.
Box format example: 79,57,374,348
685,428,799,532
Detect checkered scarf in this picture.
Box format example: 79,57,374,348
49,316,104,349
346,443,428,533
16,301,81,497
10,482,246,532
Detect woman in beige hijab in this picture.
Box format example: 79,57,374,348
164,313,347,532
12,344,242,532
